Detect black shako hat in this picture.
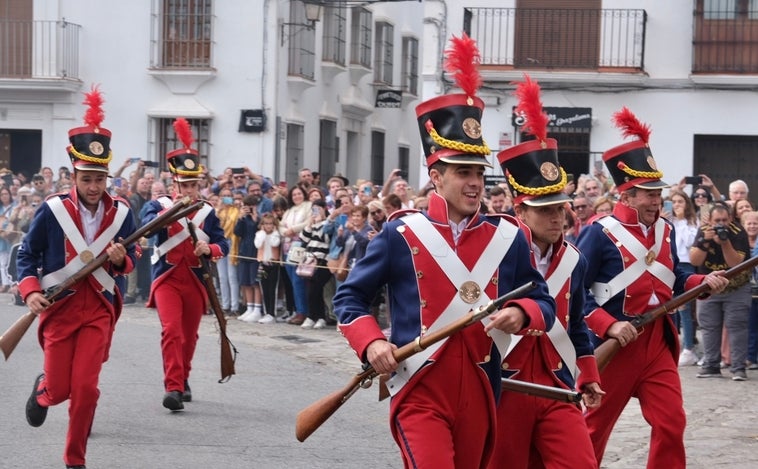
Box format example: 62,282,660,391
67,84,112,173
603,107,668,193
497,75,569,206
415,33,491,168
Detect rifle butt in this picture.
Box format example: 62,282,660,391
295,375,365,442
220,340,235,381
594,338,622,373
0,311,37,360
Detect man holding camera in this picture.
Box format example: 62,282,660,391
690,202,751,381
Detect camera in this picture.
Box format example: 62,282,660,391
714,224,729,241
335,198,342,209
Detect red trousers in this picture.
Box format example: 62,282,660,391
36,285,113,467
153,263,206,393
585,318,686,468
391,334,495,469
492,393,597,469
489,351,597,469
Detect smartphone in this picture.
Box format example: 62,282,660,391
363,186,372,195
566,174,574,184
335,198,342,209
128,157,141,165
312,206,320,216
231,167,245,174
663,200,673,213
594,160,604,172
143,161,160,168
685,176,703,186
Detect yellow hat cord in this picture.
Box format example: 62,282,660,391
508,167,567,196
68,146,113,165
427,126,490,156
618,162,663,180
168,162,204,177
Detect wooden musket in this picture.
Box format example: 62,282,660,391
595,255,758,372
0,196,201,360
295,281,538,442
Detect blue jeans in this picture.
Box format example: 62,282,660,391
748,297,758,363
216,256,239,311
677,263,696,350
284,263,308,314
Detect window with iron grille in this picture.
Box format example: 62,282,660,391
398,146,409,179
287,1,316,79
703,0,758,19
350,7,372,68
694,0,758,72
374,22,394,84
371,131,385,184
285,123,305,184
323,3,347,65
401,36,418,95
319,119,338,179
157,0,213,69
153,117,211,172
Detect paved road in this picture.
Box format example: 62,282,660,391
1,297,757,468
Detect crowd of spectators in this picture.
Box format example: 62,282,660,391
2,158,757,376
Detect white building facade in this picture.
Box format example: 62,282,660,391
423,0,758,198
0,0,424,188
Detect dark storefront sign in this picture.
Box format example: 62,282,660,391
239,109,266,133
375,89,402,108
512,107,592,129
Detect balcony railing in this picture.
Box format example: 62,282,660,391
0,20,81,79
693,4,758,73
464,8,646,71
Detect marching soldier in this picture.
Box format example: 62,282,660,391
577,108,728,468
142,118,228,411
333,35,555,468
490,75,603,468
19,85,137,469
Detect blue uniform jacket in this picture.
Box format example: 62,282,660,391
334,191,555,398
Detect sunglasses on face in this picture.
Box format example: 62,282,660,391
694,193,708,198
370,210,383,215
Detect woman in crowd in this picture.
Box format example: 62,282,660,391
733,199,754,223
279,185,312,325
367,200,387,233
307,186,324,203
0,187,16,292
669,189,701,366
742,210,758,370
215,188,241,315
297,199,332,329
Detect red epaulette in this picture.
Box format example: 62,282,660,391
387,208,420,222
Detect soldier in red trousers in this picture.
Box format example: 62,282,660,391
577,108,728,468
141,118,228,411
19,86,137,469
334,35,555,469
490,75,604,469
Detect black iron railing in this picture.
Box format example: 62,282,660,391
0,19,81,79
693,2,758,73
464,8,646,71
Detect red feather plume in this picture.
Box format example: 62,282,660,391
173,118,194,149
611,106,651,143
443,33,482,97
82,84,105,129
514,74,549,142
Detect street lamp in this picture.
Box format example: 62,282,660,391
281,1,323,46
